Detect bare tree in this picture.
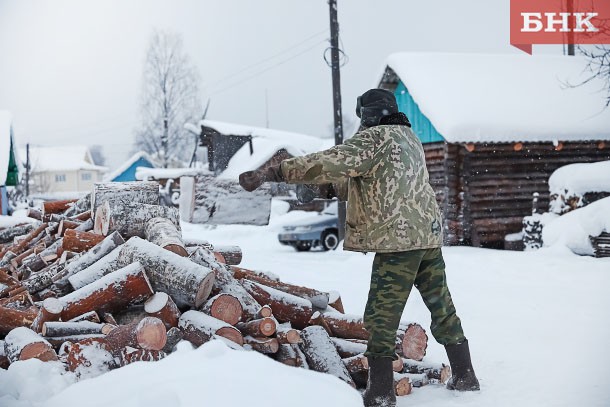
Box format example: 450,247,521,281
577,45,610,106
134,29,202,167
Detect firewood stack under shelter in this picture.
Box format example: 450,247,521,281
0,181,449,396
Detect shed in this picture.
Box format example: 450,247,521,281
377,53,610,247
104,151,157,182
197,120,330,179
0,111,20,215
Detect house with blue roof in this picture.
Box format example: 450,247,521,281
105,151,157,182
377,53,610,248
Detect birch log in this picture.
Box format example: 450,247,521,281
4,327,58,363
59,261,154,321
94,201,179,238
299,326,355,387
144,217,187,257
91,181,159,220
67,246,122,290
116,237,215,308
42,321,116,337
241,280,313,329
189,247,260,321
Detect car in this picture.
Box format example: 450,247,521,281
278,202,340,251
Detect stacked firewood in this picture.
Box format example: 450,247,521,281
0,181,449,396
590,232,610,258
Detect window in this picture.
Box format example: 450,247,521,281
55,174,66,182
81,172,91,181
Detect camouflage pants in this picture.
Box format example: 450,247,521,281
363,248,466,357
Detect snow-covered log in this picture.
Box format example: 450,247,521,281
233,267,329,309
275,343,308,368
331,337,367,358
236,317,276,338
243,336,279,354
91,181,159,220
63,193,91,218
189,247,259,319
4,327,58,363
52,231,125,292
59,261,154,321
201,293,243,326
275,322,300,344
119,347,167,366
342,353,368,375
402,359,451,383
30,297,64,333
299,326,355,387
67,246,122,290
212,246,242,265
105,316,167,353
163,327,184,353
144,292,181,329
62,229,105,253
144,217,187,257
179,310,243,347
67,311,101,323
42,199,78,216
64,338,115,377
116,237,215,309
42,321,116,337
0,223,37,245
94,201,179,238
0,306,38,336
241,280,313,329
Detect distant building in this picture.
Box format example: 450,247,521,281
0,111,20,215
377,53,610,248
196,119,330,179
104,151,157,182
21,145,108,197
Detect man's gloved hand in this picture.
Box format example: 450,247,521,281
239,164,284,192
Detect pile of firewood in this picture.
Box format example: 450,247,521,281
0,181,449,397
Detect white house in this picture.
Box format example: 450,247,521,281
20,145,108,196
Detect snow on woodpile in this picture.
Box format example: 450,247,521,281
548,161,610,214
135,167,209,181
199,119,331,180
0,182,445,405
385,53,610,143
543,197,610,255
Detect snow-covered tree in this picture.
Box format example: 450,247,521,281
134,29,201,167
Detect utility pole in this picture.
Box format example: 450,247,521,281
329,0,343,145
162,117,169,168
566,0,575,55
328,0,346,242
25,143,30,198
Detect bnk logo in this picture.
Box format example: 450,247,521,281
510,0,610,54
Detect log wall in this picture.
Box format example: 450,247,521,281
424,141,610,248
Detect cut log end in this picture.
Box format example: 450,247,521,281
20,342,58,362
206,294,243,326
394,376,412,396
164,244,189,257
135,317,168,351
194,273,216,308
216,327,244,346
400,324,428,361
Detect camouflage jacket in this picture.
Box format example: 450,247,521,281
280,124,442,253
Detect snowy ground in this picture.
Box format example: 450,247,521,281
1,203,609,407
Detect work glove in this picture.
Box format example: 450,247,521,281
239,164,284,192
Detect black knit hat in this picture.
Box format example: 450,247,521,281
356,89,399,127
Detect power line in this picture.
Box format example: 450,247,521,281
209,38,327,96
205,29,328,91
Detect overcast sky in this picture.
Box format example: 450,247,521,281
0,0,560,169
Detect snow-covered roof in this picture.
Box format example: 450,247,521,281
135,167,210,180
549,161,610,195
19,145,108,173
384,53,610,143
199,120,331,180
104,151,157,182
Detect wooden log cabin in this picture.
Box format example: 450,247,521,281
377,53,610,248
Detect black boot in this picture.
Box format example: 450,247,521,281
363,356,396,407
445,340,480,391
